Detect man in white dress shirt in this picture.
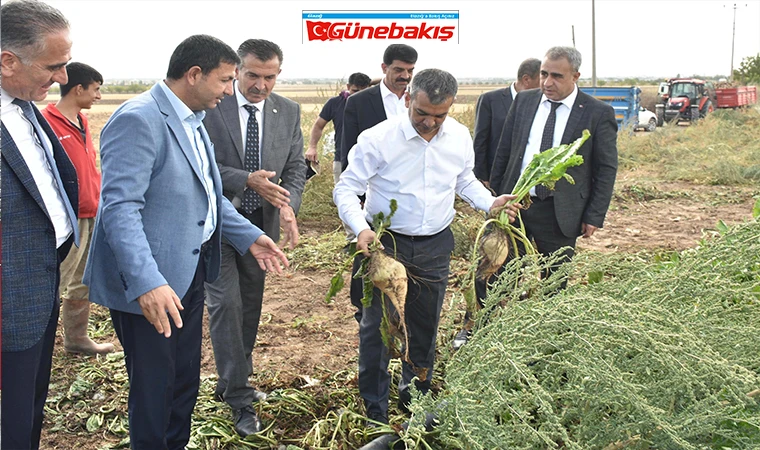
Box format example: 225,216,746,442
334,68,519,425
340,43,418,324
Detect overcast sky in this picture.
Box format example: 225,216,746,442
45,0,760,81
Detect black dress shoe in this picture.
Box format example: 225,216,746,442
365,411,389,428
451,327,471,350
232,405,262,437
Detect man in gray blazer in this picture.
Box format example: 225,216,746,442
490,46,617,285
84,35,288,450
473,58,541,185
1,2,79,447
202,38,306,437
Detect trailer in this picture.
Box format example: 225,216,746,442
579,86,640,130
715,86,757,108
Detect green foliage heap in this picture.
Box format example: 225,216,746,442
409,219,760,449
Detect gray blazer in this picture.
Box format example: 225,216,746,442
473,87,513,181
490,88,618,238
204,91,306,241
1,104,79,351
84,84,263,315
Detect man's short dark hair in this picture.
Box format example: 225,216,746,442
383,44,418,66
237,39,284,67
348,72,371,88
60,62,103,97
517,58,541,80
166,35,240,80
410,68,457,104
0,0,69,63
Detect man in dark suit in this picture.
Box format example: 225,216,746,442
202,38,306,437
0,1,80,448
473,58,541,185
340,44,417,323
341,43,418,171
452,58,542,349
490,46,617,285
84,35,288,450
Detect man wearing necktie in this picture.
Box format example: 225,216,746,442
490,46,618,288
0,1,79,448
83,35,289,450
202,38,305,437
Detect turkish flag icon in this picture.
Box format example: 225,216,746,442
306,21,331,41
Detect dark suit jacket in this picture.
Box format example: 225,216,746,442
473,87,513,181
490,88,618,238
341,84,387,171
204,91,306,241
1,103,78,352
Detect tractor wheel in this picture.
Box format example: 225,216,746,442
655,105,665,126
700,100,713,118
690,105,700,122
647,118,656,132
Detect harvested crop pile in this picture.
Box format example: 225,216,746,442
410,220,760,449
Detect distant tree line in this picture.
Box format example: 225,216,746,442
47,82,153,95
733,54,760,84
102,83,153,94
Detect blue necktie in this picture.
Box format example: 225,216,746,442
242,104,261,213
535,101,563,200
13,98,79,244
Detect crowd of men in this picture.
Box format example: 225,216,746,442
0,0,618,448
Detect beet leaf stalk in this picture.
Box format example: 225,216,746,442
463,130,591,318
325,200,415,367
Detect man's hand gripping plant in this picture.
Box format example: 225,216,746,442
464,130,591,317
326,200,414,367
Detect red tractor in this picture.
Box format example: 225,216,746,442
655,78,715,125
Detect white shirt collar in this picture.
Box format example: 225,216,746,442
540,84,578,110
380,78,404,101
1,87,17,108
159,81,205,126
510,82,518,99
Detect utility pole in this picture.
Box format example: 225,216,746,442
731,3,737,81
572,25,576,47
728,3,748,81
591,0,597,87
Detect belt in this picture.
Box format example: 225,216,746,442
389,227,448,242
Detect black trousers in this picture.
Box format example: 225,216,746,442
520,196,577,285
1,297,59,450
358,228,454,418
110,250,207,450
1,239,71,450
